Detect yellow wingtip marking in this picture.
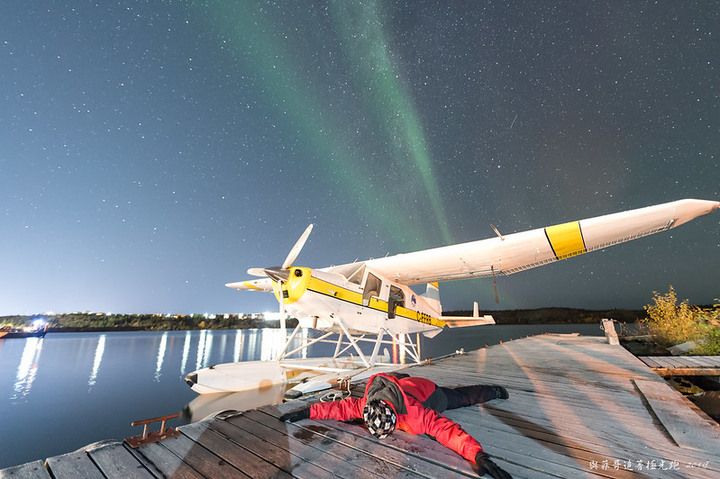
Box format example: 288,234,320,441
242,281,263,290
545,221,587,259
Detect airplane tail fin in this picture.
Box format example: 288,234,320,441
420,282,442,315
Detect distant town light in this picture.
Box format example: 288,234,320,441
262,311,284,321
31,318,48,331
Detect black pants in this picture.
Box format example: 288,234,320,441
438,385,498,410
387,373,499,412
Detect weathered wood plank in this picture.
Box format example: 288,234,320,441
662,356,690,368
435,340,720,474
705,356,720,367
283,409,529,478
450,406,693,478
647,356,675,368
435,348,652,377
456,424,640,478
476,383,720,470
208,413,339,478
255,407,438,478
131,441,205,479
44,451,102,479
602,318,619,345
640,355,720,375
415,367,645,406
158,429,250,478
483,401,680,456
86,442,155,479
413,370,654,426
179,420,294,478
634,379,720,455
0,460,51,479
638,356,663,368
239,409,393,479
683,356,714,367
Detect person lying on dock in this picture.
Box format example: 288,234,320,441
280,372,511,479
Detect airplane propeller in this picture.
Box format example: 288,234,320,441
282,224,314,269
246,224,314,277
247,224,314,325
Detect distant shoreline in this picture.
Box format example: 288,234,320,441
1,307,648,332
444,307,647,325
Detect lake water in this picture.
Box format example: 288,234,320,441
0,323,603,469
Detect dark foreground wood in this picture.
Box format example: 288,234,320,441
3,334,720,478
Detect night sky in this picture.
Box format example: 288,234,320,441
1,1,718,316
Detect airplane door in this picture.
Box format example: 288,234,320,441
362,273,381,307
388,285,404,319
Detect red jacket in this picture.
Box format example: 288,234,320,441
310,373,483,463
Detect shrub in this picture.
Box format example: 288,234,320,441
692,302,720,355
642,287,720,354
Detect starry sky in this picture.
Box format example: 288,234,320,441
1,1,718,316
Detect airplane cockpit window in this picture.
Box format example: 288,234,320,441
363,273,381,306
327,263,365,285
346,264,366,285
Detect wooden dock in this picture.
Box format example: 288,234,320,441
639,356,720,377
2,334,720,478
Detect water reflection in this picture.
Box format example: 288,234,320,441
11,338,44,401
261,328,284,361
247,331,258,361
88,334,106,389
233,329,244,363
182,383,287,423
195,329,215,370
218,333,228,362
392,333,407,364
180,330,191,375
154,332,168,382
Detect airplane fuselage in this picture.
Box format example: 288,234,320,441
270,266,446,336
195,198,719,396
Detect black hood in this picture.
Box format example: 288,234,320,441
366,375,407,415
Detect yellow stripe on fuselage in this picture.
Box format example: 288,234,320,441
304,276,445,328
306,276,363,304
396,305,446,328
545,221,587,260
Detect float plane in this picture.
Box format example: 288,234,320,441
185,198,719,397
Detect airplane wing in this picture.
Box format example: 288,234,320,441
354,198,719,285
226,199,718,291
225,277,274,292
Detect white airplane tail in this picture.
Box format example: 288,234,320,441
421,283,495,327
420,282,442,313
441,301,496,327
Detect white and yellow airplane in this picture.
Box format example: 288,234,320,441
185,198,719,397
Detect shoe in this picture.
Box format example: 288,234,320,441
493,386,509,400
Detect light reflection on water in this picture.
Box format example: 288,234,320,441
0,324,603,469
88,334,106,390
154,332,168,382
233,329,244,363
180,330,191,375
11,337,44,401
